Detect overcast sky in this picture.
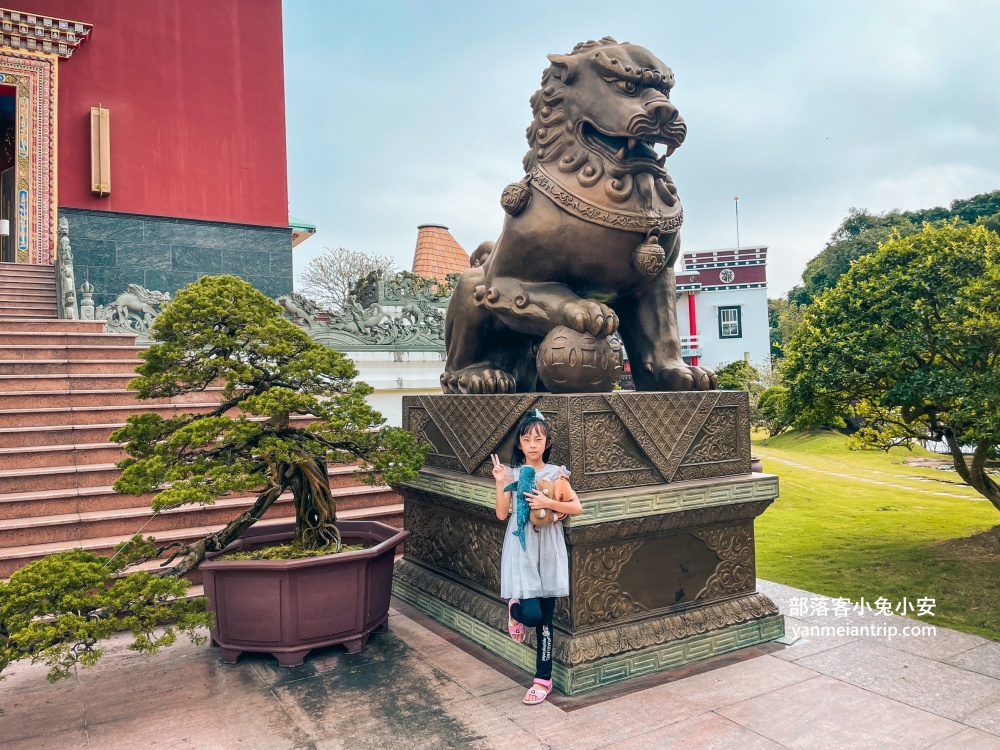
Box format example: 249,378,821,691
283,0,1000,297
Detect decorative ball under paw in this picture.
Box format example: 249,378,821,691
536,326,623,393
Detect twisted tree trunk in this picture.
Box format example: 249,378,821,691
287,456,341,549
156,480,287,577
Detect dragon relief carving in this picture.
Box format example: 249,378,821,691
277,274,449,350
441,37,717,395
94,284,171,336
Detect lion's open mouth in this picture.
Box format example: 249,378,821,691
580,122,665,165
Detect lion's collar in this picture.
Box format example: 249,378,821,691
528,164,682,235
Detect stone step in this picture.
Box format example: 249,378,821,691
0,402,221,427
0,260,56,276
0,414,314,448
0,345,146,360
0,484,156,519
0,271,55,281
0,465,384,520
0,332,137,347
0,359,142,375
0,462,122,494
0,281,58,291
0,319,108,333
0,442,125,470
0,387,225,409
0,294,56,307
0,503,404,578
0,312,57,320
0,374,137,392
0,300,56,315
0,485,399,548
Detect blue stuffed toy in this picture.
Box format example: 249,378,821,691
504,464,536,551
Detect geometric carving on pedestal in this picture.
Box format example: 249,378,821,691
407,392,754,485
607,391,719,481
419,394,539,472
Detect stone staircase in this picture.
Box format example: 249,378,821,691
0,315,403,581
0,262,58,319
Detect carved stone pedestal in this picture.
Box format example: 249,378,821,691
392,392,783,695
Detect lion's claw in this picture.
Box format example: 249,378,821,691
645,360,717,391
563,300,619,337
441,367,516,394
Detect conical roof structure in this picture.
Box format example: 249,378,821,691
411,224,469,280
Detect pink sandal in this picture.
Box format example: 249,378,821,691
507,599,525,642
523,678,552,705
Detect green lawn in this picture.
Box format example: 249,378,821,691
753,430,1000,639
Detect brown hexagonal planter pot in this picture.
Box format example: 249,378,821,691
200,519,409,667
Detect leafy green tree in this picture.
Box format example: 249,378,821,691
976,210,1000,236
768,298,808,358
715,360,761,392
790,209,917,305
114,275,425,575
784,223,1000,513
757,385,791,437
1,276,426,680
1,539,212,682
789,190,1000,305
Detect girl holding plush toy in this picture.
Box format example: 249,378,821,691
491,409,582,705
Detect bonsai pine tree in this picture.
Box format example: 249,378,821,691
1,276,425,681
113,275,425,575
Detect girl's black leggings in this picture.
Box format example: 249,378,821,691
511,597,555,680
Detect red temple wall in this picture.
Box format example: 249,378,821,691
21,0,288,227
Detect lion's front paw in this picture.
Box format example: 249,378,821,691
441,366,517,394
644,360,717,391
562,300,619,337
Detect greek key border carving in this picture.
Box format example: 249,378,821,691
395,468,779,530
392,560,780,669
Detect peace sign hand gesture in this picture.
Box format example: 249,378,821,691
491,454,507,484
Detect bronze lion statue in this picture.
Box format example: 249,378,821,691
441,37,717,394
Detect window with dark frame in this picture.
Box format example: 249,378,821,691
718,306,742,338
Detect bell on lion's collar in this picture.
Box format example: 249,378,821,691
501,178,531,216
631,237,667,278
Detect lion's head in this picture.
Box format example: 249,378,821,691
524,37,684,207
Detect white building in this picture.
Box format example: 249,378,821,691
675,246,770,371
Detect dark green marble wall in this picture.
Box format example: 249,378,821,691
60,208,293,307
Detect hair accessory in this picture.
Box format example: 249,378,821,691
532,409,546,421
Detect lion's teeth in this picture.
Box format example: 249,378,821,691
615,147,627,160
627,138,637,150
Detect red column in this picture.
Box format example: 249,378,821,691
687,292,699,366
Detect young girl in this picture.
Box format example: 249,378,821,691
491,409,582,705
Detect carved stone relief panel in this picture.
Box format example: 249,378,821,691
403,498,504,592
567,396,662,490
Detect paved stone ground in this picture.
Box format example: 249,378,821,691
2,580,998,749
